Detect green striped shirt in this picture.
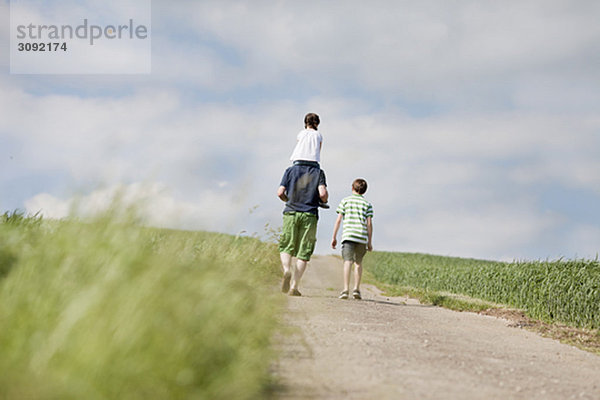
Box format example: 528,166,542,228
336,194,373,244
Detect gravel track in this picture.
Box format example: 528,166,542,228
272,255,600,399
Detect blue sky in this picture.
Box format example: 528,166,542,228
1,0,599,261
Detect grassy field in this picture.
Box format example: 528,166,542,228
364,251,600,330
0,211,283,400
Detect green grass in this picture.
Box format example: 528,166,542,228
0,211,283,399
364,251,600,329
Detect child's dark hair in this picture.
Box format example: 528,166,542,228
352,178,368,194
304,113,320,130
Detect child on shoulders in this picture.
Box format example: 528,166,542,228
290,113,322,166
289,113,329,208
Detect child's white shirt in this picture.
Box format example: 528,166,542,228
290,128,322,162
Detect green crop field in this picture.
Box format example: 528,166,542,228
0,211,283,400
364,251,600,330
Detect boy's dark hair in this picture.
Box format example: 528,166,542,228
304,113,320,130
352,178,368,194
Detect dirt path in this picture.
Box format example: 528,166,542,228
271,256,600,399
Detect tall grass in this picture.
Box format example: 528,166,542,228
0,211,283,399
365,251,600,329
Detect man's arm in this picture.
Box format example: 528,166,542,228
366,216,373,251
277,186,288,202
331,213,343,249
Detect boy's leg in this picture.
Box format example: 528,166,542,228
343,260,353,292
341,241,354,295
350,242,366,298
353,262,363,291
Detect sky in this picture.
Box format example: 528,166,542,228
1,0,599,261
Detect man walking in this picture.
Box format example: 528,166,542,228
277,161,328,296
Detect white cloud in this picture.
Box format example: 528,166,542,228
24,192,71,219
378,205,563,261
149,0,600,104
24,182,247,233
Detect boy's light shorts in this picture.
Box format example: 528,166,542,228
279,212,318,261
341,240,367,263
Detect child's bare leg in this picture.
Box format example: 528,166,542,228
290,259,308,290
353,262,363,291
343,260,353,292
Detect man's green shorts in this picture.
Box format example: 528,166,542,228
279,211,318,261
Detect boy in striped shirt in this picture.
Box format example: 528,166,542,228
331,178,374,300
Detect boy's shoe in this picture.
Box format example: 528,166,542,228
319,202,330,209
352,290,362,300
281,272,291,293
289,288,302,296
339,290,349,299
